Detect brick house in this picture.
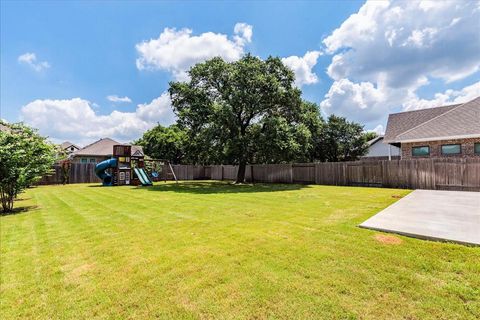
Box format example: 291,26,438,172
384,97,480,159
70,138,144,163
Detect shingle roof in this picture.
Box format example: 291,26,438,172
60,141,80,150
384,97,480,143
0,123,11,132
73,138,144,157
367,135,384,146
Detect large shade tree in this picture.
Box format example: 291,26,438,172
169,54,311,183
0,122,56,213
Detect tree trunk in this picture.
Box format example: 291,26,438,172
235,161,247,183
1,186,14,213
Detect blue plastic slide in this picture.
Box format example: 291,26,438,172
134,167,153,186
95,158,117,186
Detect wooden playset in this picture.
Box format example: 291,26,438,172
94,144,177,186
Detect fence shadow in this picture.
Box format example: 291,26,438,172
140,181,309,194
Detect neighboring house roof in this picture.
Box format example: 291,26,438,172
72,138,144,157
60,141,80,150
367,135,384,146
384,97,480,143
0,123,11,132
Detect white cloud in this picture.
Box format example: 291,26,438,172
135,23,252,80
320,0,480,127
323,1,480,87
18,52,50,72
320,78,392,124
20,93,175,145
369,124,385,135
402,81,480,111
136,93,175,123
282,51,321,87
107,95,132,103
233,23,253,46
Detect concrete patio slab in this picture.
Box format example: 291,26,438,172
360,190,480,246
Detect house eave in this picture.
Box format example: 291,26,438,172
384,133,480,144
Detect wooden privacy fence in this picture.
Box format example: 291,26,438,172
203,159,480,191
38,158,480,191
37,163,101,185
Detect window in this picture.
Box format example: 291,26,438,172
475,143,480,155
412,146,430,157
89,158,96,163
441,144,461,155
81,158,88,163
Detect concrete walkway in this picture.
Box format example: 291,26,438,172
360,190,480,246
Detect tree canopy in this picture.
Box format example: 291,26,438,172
134,124,187,164
169,54,313,182
0,121,56,213
321,115,369,162
135,54,370,182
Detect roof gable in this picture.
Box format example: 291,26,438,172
60,141,80,150
384,105,456,142
73,138,120,156
384,97,480,143
395,97,480,142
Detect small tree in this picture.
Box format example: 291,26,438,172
0,122,56,213
134,124,187,164
169,54,306,183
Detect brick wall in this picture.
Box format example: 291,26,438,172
401,138,480,159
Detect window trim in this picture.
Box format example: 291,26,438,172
441,143,461,155
474,143,480,155
80,158,88,163
411,145,430,157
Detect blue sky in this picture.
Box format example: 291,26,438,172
1,0,479,144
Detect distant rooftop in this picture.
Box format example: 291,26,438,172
60,141,81,150
72,138,144,157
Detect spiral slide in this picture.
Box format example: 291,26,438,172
94,158,117,186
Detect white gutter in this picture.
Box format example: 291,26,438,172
385,133,480,144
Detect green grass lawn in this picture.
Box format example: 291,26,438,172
1,182,479,319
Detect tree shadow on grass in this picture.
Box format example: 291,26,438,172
138,180,310,194
1,205,39,217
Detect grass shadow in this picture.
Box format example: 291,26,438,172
1,205,40,217
140,180,310,194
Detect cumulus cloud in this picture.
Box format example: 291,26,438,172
233,23,253,46
107,95,132,103
323,0,480,87
369,124,385,135
402,81,480,111
20,93,175,144
18,52,50,72
320,0,480,128
136,23,252,80
282,51,321,87
320,78,392,124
